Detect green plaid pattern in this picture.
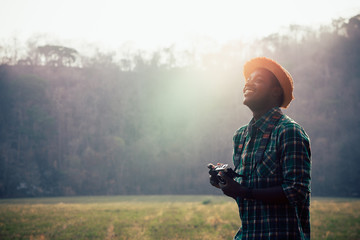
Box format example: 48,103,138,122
232,107,311,240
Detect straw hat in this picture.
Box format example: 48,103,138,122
243,57,294,108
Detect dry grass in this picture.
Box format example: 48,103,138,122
311,198,360,240
0,196,359,240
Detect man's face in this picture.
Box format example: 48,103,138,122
243,68,279,110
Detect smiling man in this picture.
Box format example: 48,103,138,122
209,57,311,240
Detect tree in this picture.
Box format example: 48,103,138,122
36,45,78,67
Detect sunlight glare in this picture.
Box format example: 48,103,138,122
0,0,359,51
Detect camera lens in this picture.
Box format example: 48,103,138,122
217,175,226,185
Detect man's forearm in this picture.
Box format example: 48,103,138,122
249,186,288,204
220,177,289,204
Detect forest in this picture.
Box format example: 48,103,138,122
0,14,359,198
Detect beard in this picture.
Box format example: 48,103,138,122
243,92,274,112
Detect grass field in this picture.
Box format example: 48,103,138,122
0,195,359,240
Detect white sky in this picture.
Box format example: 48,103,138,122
1,0,359,51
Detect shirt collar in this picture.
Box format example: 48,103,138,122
248,107,282,133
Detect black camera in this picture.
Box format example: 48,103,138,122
208,163,241,185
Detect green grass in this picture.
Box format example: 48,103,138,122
0,195,359,240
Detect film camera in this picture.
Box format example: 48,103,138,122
208,163,242,185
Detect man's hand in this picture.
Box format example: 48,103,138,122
218,172,247,199
209,175,221,188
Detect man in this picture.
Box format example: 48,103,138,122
209,57,311,240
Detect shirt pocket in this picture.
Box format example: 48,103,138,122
256,150,280,178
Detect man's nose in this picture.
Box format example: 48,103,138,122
244,81,254,88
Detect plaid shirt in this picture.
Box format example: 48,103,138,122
232,107,311,240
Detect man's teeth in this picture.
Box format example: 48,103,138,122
245,89,255,93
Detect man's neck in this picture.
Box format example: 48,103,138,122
251,106,276,121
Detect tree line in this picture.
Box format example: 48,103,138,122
0,14,359,198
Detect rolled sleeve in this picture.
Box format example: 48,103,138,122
279,124,311,205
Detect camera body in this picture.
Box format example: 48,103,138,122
208,163,241,185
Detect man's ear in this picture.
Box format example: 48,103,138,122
272,86,284,106
272,86,283,98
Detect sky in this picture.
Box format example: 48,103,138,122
1,0,359,52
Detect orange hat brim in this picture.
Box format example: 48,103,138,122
243,57,294,108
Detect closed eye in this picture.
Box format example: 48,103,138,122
248,78,263,84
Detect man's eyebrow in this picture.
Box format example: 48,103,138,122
249,73,265,80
